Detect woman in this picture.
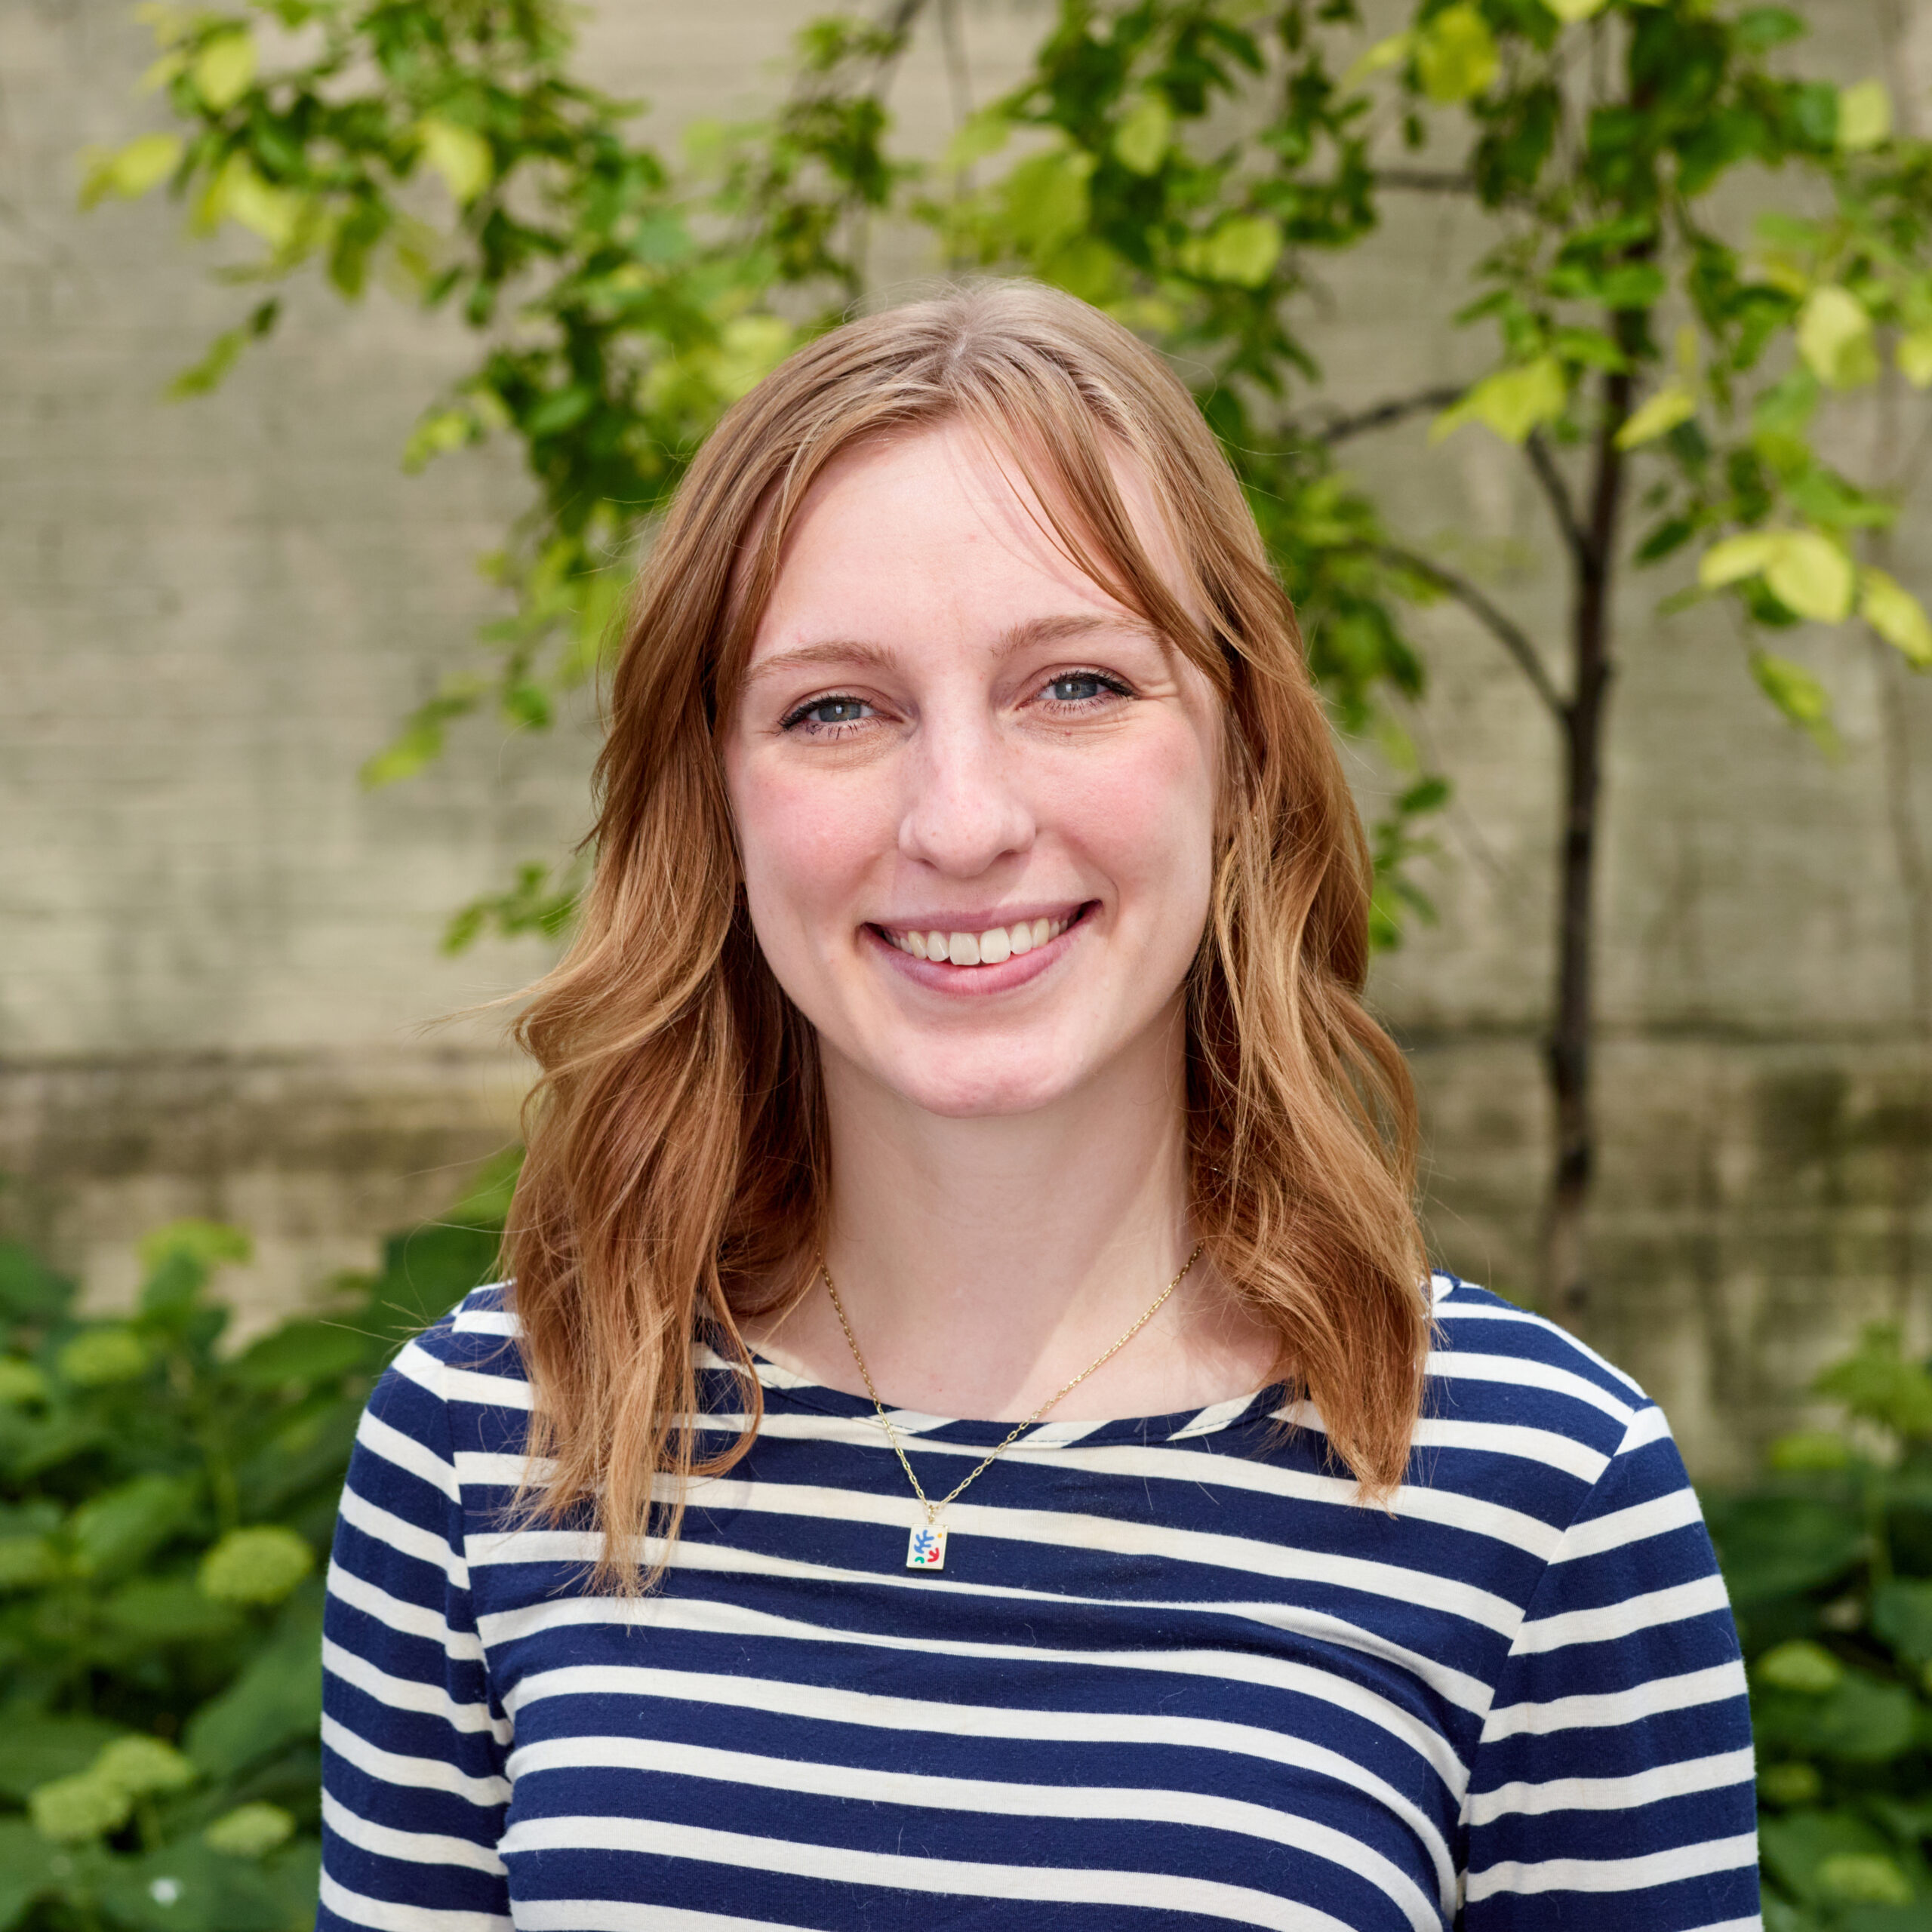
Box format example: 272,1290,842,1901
318,284,1758,1931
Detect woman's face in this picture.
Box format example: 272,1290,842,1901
723,420,1223,1120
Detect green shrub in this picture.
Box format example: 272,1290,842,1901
0,1181,506,1932
1708,1321,1932,1930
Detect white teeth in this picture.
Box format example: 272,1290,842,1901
885,912,1078,966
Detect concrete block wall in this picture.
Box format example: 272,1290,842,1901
4,0,1930,1472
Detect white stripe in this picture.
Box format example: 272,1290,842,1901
317,1871,509,1932
477,1523,1492,1716
508,1735,1441,1930
517,1906,804,1932
1406,1415,1609,1484
1432,1301,1649,1399
1167,1389,1266,1439
1465,1747,1757,1824
497,1815,1362,1932
394,1338,531,1414
326,1558,484,1663
1620,1404,1675,1451
355,1406,458,1505
321,1713,510,1808
508,1663,1456,1909
725,1411,1567,1561
1551,1486,1705,1562
454,1449,549,1490
1428,1350,1636,1426
477,1473,1525,1636
321,1637,509,1743
321,1789,506,1874
1481,1660,1748,1739
451,1309,518,1337
336,1485,469,1590
1514,1575,1731,1653
1464,1829,1758,1900
481,1587,1470,1790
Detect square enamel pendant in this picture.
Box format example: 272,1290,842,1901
906,1523,947,1570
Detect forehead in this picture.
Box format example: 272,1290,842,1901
743,419,1189,661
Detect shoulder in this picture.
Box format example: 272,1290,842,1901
363,1284,531,1463
1414,1271,1681,1524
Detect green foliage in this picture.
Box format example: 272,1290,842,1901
0,1198,506,1930
1708,1322,1932,1928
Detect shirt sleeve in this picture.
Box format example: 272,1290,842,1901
1460,1404,1761,1931
318,1329,513,1931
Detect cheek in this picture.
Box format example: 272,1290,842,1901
1053,726,1217,912
730,758,884,943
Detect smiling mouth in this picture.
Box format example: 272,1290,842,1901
875,906,1087,968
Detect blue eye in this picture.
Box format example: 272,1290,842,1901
1044,672,1129,705
785,695,870,731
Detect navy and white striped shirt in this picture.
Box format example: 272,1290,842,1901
318,1274,1759,1930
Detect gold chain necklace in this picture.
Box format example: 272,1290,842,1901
817,1242,1204,1573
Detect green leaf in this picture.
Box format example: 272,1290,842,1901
1543,0,1607,21
184,1611,322,1777
1616,386,1697,450
1341,31,1411,89
943,108,1011,170
203,1802,294,1858
1861,569,1932,669
198,1526,314,1606
1752,652,1835,747
28,1770,128,1844
0,1241,71,1321
1899,329,1932,388
1431,357,1566,446
1797,287,1878,389
1705,1491,1865,1601
417,118,494,205
1755,1670,1916,1760
229,1321,366,1391
72,1473,198,1579
1836,79,1892,152
100,1576,244,1647
1766,532,1854,622
1001,147,1096,257
1186,214,1284,288
1815,1323,1932,1432
0,1817,63,1930
0,1715,124,1803
1872,1579,1932,1662
56,1326,149,1388
1734,6,1805,50
1112,94,1173,175
1414,3,1498,103
1758,1639,1844,1694
94,1735,196,1799
78,132,183,209
191,30,255,111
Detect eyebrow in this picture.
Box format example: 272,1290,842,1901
743,612,1161,685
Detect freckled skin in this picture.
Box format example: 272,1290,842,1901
722,422,1223,1124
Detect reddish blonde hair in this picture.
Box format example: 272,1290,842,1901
505,281,1429,1586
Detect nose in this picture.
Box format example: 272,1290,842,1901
897,709,1035,876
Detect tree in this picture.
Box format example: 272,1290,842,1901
89,0,1932,1317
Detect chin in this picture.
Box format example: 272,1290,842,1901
871,1049,1084,1121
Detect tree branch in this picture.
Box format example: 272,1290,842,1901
1372,168,1478,193
1524,430,1592,574
1312,385,1464,447
1376,544,1569,722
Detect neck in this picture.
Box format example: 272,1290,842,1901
753,999,1275,1420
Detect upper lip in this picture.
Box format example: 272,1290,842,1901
870,902,1089,933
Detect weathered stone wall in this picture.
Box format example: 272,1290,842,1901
4,0,1929,1472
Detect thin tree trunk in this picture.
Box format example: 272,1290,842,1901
1541,349,1635,1315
